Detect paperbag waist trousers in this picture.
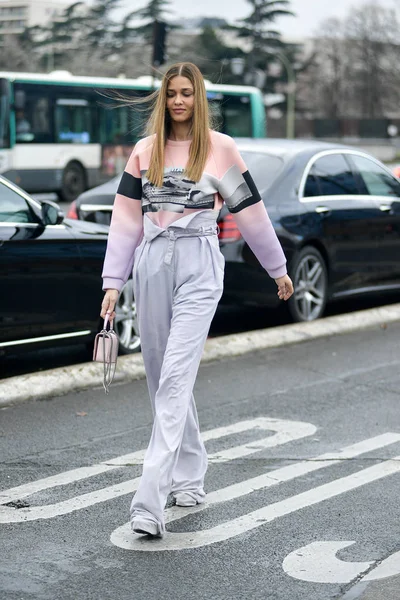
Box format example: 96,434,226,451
130,211,224,533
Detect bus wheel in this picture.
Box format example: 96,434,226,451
58,163,86,202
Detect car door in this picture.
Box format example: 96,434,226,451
347,152,400,288
300,151,385,295
0,179,82,352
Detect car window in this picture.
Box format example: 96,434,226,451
349,154,400,197
239,151,284,199
304,154,359,197
0,182,38,223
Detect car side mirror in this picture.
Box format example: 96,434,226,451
41,200,64,226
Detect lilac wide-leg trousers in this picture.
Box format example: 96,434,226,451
130,211,224,534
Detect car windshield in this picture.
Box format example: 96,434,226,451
239,151,284,200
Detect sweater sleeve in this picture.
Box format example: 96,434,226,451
101,145,144,291
217,136,287,279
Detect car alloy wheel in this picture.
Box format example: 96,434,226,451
289,246,328,322
115,280,141,354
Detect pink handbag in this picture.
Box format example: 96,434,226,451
93,313,119,394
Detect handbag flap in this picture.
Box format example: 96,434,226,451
93,331,118,363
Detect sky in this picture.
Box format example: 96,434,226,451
113,0,397,39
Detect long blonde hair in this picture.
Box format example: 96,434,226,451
146,63,212,187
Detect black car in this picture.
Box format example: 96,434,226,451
0,176,140,357
68,139,400,322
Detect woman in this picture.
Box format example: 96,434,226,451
100,62,294,538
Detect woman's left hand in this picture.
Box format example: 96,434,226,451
275,274,294,301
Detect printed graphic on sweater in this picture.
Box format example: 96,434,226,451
141,167,216,213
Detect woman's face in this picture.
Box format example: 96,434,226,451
166,76,194,124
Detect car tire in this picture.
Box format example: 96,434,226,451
58,162,86,203
115,279,141,354
288,246,328,322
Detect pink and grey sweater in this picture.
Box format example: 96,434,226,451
102,130,287,291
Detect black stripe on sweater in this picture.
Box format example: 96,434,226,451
117,171,142,200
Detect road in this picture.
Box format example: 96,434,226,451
1,323,400,600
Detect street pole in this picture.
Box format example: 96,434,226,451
276,52,296,139
152,21,167,90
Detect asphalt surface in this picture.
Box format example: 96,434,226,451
1,323,399,600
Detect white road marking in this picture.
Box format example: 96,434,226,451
0,418,315,523
109,418,317,465
363,550,400,581
110,435,400,551
282,542,400,584
283,541,372,583
0,418,313,505
0,456,138,506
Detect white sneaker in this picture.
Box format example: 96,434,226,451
174,492,204,507
131,517,162,537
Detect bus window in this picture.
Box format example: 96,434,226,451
222,95,253,137
0,78,10,148
97,91,149,145
99,102,133,145
14,84,52,143
209,94,253,137
55,99,96,144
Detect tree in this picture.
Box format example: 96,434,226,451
127,0,172,43
303,1,400,119
21,2,88,71
228,0,294,79
299,17,346,119
19,0,127,71
0,35,40,71
79,0,122,53
344,2,400,117
184,25,246,84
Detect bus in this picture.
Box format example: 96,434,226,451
0,71,266,201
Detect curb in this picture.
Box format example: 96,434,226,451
1,303,400,408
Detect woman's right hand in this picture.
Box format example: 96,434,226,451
275,274,294,301
100,289,119,320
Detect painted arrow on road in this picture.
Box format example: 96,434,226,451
110,434,400,551
282,541,400,583
0,417,316,523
